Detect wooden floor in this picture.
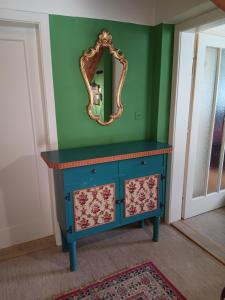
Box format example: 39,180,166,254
181,207,225,248
173,207,225,265
0,235,55,262
0,223,225,300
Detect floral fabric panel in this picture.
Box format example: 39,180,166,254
74,183,116,231
124,175,159,218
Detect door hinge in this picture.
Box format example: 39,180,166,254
67,226,73,234
160,202,165,209
161,174,166,180
65,192,71,201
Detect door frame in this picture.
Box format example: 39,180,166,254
0,9,60,244
166,8,225,223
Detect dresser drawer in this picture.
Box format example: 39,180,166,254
64,161,118,186
119,155,163,176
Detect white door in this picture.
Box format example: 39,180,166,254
183,33,225,219
0,23,53,248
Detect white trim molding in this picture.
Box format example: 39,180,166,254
167,8,225,223
0,9,60,244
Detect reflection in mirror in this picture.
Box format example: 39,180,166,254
80,30,128,125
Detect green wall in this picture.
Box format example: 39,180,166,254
150,24,174,143
49,15,174,149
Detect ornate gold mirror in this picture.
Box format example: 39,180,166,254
80,30,128,125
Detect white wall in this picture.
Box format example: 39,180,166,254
155,0,215,24
0,0,217,25
0,0,156,25
204,24,225,36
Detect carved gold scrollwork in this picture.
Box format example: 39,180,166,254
80,30,128,126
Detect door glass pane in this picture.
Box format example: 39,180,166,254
193,47,218,197
208,49,225,193
218,49,225,190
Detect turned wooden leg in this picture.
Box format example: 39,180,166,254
140,220,145,229
153,216,160,242
60,230,68,252
68,241,77,271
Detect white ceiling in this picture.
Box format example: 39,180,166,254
0,0,216,25
155,0,215,24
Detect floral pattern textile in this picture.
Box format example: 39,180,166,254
124,175,159,218
73,183,115,232
53,261,187,300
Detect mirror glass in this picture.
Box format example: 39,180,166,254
80,31,128,125
84,46,123,123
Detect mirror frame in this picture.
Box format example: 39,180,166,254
80,30,128,126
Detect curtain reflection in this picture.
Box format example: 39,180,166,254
218,50,225,189
208,49,225,193
193,47,218,197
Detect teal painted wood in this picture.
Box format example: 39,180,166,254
41,140,171,167
68,241,76,271
118,155,164,176
64,162,118,186
42,141,171,271
53,170,67,234
160,155,167,214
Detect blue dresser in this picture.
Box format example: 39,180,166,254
41,140,172,271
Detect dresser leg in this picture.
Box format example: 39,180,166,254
68,241,77,271
60,230,68,252
140,220,145,228
152,216,160,242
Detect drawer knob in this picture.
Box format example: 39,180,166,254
91,168,97,173
141,161,146,165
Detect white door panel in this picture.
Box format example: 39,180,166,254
0,24,53,248
183,33,225,218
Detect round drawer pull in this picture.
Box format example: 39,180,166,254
91,168,97,173
141,161,146,165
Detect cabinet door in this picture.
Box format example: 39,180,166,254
119,174,163,225
73,182,116,231
124,174,159,217
64,177,120,239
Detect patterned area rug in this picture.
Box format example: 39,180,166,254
53,261,187,300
